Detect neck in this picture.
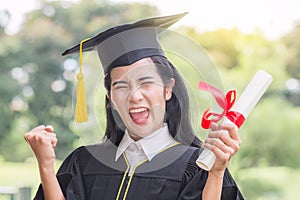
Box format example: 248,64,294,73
127,124,166,141
128,133,142,141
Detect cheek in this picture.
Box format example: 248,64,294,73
110,93,124,110
146,88,167,107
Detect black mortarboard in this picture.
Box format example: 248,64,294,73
62,12,187,122
62,12,187,71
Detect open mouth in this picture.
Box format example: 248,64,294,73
129,107,149,124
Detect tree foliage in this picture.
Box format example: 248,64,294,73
0,0,158,161
281,23,300,79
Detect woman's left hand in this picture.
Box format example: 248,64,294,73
203,122,241,174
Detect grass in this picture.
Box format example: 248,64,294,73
1,161,300,199
0,161,40,189
0,159,61,196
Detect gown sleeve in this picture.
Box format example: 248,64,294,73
178,149,244,200
33,146,88,200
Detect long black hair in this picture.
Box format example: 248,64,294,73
104,56,202,148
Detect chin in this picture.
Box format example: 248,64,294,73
127,124,153,138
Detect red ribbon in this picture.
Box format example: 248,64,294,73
198,81,245,129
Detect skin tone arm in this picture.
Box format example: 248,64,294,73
202,122,241,200
24,125,65,200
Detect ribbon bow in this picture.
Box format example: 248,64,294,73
198,81,245,129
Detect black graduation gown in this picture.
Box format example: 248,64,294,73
34,140,244,200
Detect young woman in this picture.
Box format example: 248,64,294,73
24,13,244,200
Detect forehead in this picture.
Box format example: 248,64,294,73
110,58,159,80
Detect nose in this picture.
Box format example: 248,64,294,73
129,87,144,103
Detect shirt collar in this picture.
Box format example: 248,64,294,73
115,130,135,161
115,124,176,161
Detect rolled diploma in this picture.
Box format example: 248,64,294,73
196,70,273,171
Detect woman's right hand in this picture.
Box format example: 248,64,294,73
24,125,57,168
25,125,65,200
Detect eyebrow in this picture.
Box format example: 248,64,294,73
138,76,154,81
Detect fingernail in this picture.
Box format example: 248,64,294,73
45,125,54,132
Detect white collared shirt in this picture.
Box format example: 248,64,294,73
115,124,176,173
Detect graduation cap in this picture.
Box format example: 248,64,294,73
62,12,188,122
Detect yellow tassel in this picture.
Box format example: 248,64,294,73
75,38,90,123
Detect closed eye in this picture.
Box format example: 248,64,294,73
112,80,128,90
141,81,154,85
138,76,155,85
114,85,128,89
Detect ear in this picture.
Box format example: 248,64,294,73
165,78,175,101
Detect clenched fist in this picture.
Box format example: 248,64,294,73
24,125,58,168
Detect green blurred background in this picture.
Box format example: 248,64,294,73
1,0,300,199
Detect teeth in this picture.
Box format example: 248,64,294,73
129,107,147,113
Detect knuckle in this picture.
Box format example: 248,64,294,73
214,138,221,146
218,131,225,139
237,138,242,146
234,141,241,149
205,138,212,144
232,144,240,153
38,125,46,130
227,124,235,131
24,132,30,138
220,130,229,138
204,138,209,144
204,143,214,151
228,147,235,155
209,138,217,146
33,134,40,141
208,131,217,138
217,131,226,142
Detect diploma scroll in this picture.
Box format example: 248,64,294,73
196,70,273,171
